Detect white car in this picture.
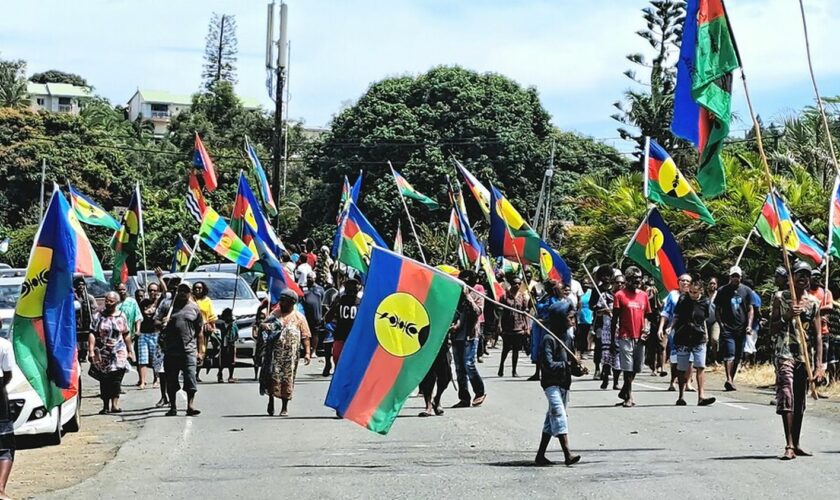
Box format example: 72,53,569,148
162,272,261,363
0,276,81,445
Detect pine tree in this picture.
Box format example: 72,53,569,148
201,13,238,90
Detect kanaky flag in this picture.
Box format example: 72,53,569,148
12,189,82,409
624,208,686,298
755,191,824,267
335,202,387,277
243,225,302,299
454,159,491,217
390,166,439,209
671,0,740,197
170,234,193,273
489,185,541,264
325,247,461,434
644,137,715,225
194,133,218,192
110,183,143,287
538,240,571,286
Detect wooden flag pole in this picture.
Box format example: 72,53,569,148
734,228,757,269
388,161,426,264
138,182,150,290
163,234,202,325
726,0,818,397
798,0,840,293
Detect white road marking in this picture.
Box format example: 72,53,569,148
633,382,749,410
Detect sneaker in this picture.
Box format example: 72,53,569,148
698,397,716,406
724,381,736,392
676,399,687,406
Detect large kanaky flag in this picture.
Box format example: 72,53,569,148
624,208,687,298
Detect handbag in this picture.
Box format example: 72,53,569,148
88,362,104,381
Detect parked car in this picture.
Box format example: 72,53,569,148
193,263,262,288
0,263,10,269
162,272,260,363
0,268,25,278
0,276,81,444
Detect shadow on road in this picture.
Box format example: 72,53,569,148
221,414,339,420
709,455,778,461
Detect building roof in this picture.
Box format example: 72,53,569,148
239,96,262,110
27,82,92,98
136,89,193,105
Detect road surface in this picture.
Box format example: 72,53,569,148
40,353,840,499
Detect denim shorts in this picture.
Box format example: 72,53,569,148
542,386,569,436
676,344,706,371
720,332,745,362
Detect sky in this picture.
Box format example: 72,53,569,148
4,0,840,154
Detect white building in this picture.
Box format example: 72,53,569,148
27,82,92,115
127,89,263,137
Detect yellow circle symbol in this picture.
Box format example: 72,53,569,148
645,228,664,264
540,248,553,276
658,159,691,198
352,231,375,258
374,292,430,357
773,220,800,251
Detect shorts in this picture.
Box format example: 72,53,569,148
676,344,706,371
164,354,198,395
136,333,159,366
828,339,840,365
0,422,15,462
618,338,644,373
708,322,720,343
542,385,569,436
669,334,696,365
720,332,745,362
775,360,807,415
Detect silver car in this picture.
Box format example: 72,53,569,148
162,272,261,363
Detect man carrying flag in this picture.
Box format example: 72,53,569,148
672,0,740,197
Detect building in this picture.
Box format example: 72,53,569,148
127,89,264,137
27,82,92,115
126,90,192,137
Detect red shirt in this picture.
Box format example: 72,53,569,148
614,288,651,340
806,287,832,335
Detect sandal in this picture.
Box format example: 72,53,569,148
279,410,288,417
228,378,236,383
418,411,432,417
165,409,177,416
781,446,796,460
186,409,201,416
98,409,109,415
472,394,486,407
433,406,445,416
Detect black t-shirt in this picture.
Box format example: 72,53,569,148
673,294,710,346
333,294,360,342
139,298,159,333
302,285,324,329
713,283,753,335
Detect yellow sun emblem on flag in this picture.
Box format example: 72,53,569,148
539,247,553,276
645,227,664,265
352,231,375,258
772,220,800,251
374,292,430,357
658,159,691,198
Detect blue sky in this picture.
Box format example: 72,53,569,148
3,0,840,153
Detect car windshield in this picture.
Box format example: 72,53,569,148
201,278,255,300
0,284,20,309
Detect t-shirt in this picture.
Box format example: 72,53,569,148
672,294,710,346
302,284,325,330
613,288,651,340
161,302,203,356
806,287,833,335
194,296,217,325
500,293,530,334
773,291,819,362
0,336,15,423
578,289,593,325
119,297,142,337
333,294,360,342
660,290,680,323
139,297,160,334
713,283,753,335
295,263,313,286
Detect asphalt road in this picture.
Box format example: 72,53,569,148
41,351,840,499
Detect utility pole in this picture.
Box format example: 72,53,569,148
266,1,288,227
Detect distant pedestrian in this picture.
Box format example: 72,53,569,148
671,278,715,407
529,280,560,381
139,278,165,404
498,277,530,378
610,267,651,407
450,271,486,408
90,292,132,414
215,308,238,383
324,278,361,365
259,289,311,416
598,274,623,390
713,266,754,391
157,284,204,417
534,299,581,467
74,277,98,363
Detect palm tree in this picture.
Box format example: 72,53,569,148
0,58,29,109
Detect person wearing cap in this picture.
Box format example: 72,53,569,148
770,260,824,460
609,266,651,407
713,265,754,391
324,277,361,367
259,288,311,416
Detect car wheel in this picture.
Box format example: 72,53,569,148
43,407,62,446
63,380,82,433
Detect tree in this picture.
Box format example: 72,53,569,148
300,65,627,256
202,13,238,90
612,0,685,152
29,70,90,88
0,57,29,109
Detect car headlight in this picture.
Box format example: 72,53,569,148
28,405,47,421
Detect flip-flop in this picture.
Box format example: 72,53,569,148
186,409,201,416
698,397,716,406
472,395,486,407
165,409,177,416
434,407,445,416
565,455,581,466
418,411,432,417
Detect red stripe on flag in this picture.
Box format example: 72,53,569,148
657,249,679,291
397,259,433,303
343,347,405,427
636,223,652,245
698,0,726,25
761,200,779,229
648,158,663,183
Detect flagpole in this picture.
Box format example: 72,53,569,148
39,159,46,222
725,0,818,398
643,137,651,199
623,205,655,258
138,181,150,289
799,0,840,294
734,228,756,269
388,161,426,264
